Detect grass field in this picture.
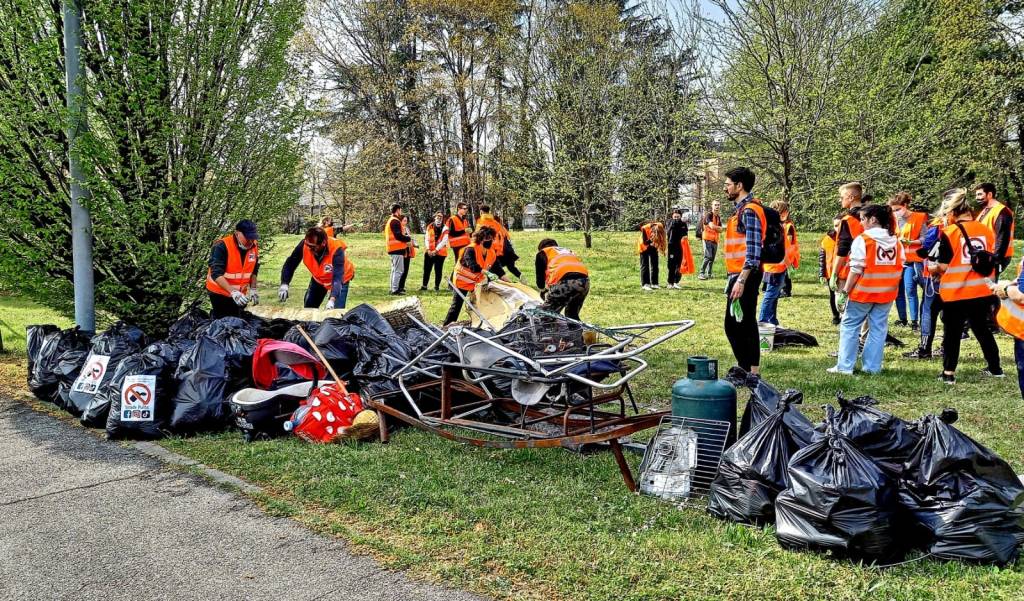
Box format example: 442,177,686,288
3,231,1024,600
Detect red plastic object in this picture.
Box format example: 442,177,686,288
252,339,327,390
291,382,364,443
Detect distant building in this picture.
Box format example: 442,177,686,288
523,203,542,230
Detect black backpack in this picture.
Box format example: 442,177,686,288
758,206,786,264
955,222,997,277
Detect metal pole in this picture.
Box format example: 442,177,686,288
64,0,95,333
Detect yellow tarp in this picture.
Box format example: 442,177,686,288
469,281,542,330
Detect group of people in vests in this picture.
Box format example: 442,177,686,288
636,205,726,290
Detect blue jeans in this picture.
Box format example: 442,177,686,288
758,271,785,325
836,300,893,373
918,276,940,347
894,262,924,322
1016,339,1024,400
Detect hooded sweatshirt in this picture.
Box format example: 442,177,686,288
849,226,903,276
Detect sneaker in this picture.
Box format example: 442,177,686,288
419,286,427,291
910,320,919,332
938,372,955,385
651,284,660,289
981,368,1006,378
894,319,908,328
826,366,853,375
642,285,652,291
903,347,932,359
934,347,944,358
698,274,708,280
827,350,839,358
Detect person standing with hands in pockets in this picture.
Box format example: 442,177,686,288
721,167,765,376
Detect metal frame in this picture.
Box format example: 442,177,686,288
366,311,695,490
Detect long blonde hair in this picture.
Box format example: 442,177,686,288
648,222,668,254
939,188,972,220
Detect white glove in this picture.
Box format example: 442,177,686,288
325,298,336,310
248,289,259,306
278,284,289,302
230,290,249,307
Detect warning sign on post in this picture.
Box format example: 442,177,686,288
71,355,111,395
120,375,156,422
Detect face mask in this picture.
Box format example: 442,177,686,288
482,240,493,249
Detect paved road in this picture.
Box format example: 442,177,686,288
0,397,484,601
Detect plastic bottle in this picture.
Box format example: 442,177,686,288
283,405,310,432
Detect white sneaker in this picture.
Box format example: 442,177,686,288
826,366,853,375
651,284,660,290
642,285,652,291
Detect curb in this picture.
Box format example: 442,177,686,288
133,440,263,495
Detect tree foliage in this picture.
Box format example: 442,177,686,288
0,0,306,333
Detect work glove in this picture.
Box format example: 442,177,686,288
325,298,336,310
248,289,259,306
837,291,848,312
278,283,289,302
819,276,827,286
231,290,249,307
486,271,499,282
828,273,838,292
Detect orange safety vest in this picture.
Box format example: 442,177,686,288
996,258,1024,339
426,223,449,257
303,238,355,289
323,225,335,239
821,234,837,279
447,215,471,250
835,214,865,280
849,233,903,304
764,221,799,274
476,214,506,257
899,211,928,263
384,216,406,253
543,246,588,286
702,214,721,243
724,201,767,274
938,220,994,303
637,224,654,254
206,235,259,296
453,243,496,291
978,201,1015,258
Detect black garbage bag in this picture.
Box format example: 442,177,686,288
72,323,148,424
169,318,257,433
728,368,815,443
899,412,1024,564
166,305,211,341
29,326,91,405
775,407,906,560
26,324,59,388
708,394,813,525
824,394,920,475
773,327,818,348
257,317,298,340
102,340,191,440
282,321,321,346
54,345,93,410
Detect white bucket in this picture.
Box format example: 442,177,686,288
758,322,776,353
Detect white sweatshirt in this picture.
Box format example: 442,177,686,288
849,227,904,275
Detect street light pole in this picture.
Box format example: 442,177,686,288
64,0,95,333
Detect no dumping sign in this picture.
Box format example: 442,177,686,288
71,355,111,395
120,375,156,422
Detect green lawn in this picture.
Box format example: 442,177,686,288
4,231,1024,600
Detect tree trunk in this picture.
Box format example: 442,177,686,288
457,85,478,208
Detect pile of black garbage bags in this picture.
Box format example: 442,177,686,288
26,304,446,441
707,369,1024,566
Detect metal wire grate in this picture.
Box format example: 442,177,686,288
637,415,731,502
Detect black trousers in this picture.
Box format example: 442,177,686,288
783,272,793,297
209,291,243,319
501,254,522,279
398,257,411,292
640,248,660,286
422,253,446,290
542,277,590,320
828,287,840,321
724,270,763,372
444,288,467,325
667,250,681,284
303,279,329,308
941,296,1001,373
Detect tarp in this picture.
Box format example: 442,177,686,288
468,280,542,330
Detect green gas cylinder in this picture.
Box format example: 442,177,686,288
671,356,737,447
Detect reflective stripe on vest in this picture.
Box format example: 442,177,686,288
849,233,902,303
703,215,721,243
447,215,470,249
384,216,406,253
900,211,928,263
979,201,1015,258
837,215,864,279
453,244,495,291
303,238,355,289
426,224,448,257
543,246,588,286
938,221,994,302
724,201,767,274
206,235,258,296
997,296,1024,339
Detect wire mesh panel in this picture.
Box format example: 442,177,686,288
496,310,586,359
637,415,731,503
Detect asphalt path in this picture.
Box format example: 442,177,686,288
0,396,484,601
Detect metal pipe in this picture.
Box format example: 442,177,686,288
64,0,95,333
